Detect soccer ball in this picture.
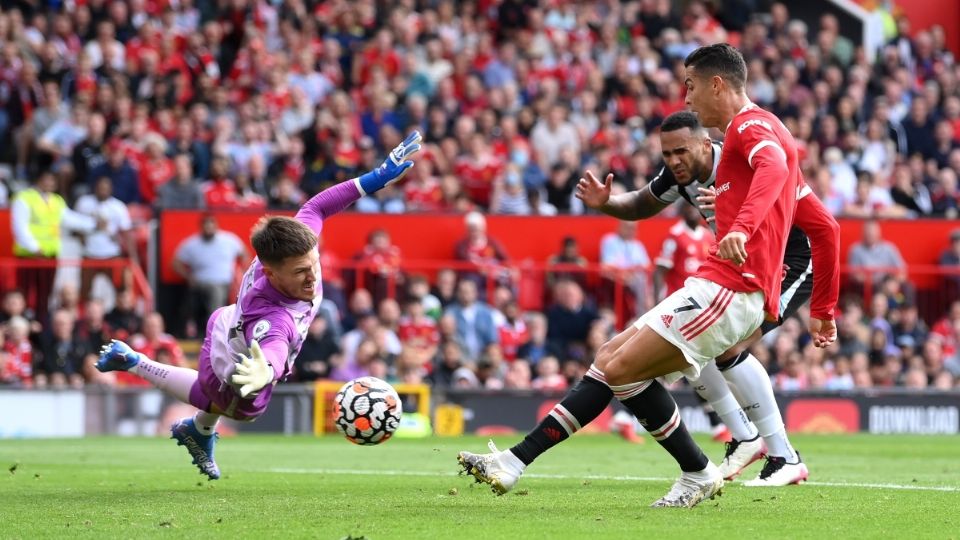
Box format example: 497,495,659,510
333,377,402,445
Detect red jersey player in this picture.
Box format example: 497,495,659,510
653,203,714,301
458,44,839,508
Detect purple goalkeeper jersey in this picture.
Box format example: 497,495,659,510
190,180,361,419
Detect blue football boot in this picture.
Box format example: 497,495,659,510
95,339,142,372
170,418,221,480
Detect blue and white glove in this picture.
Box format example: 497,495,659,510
355,130,423,195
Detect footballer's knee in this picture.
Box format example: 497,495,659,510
594,341,619,373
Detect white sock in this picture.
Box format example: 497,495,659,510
692,362,758,441
722,354,797,461
194,411,220,436
128,356,198,404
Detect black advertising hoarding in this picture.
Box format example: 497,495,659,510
441,390,960,436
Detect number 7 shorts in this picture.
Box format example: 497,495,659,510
633,277,765,383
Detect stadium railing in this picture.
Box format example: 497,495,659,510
0,256,154,312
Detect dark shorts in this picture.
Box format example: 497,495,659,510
188,307,272,420
759,249,814,335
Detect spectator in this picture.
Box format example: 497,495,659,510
105,288,142,341
156,154,205,210
497,300,529,363
35,309,89,389
429,340,468,389
130,312,185,368
352,228,403,305
1,316,33,388
11,172,96,322
397,297,440,357
545,279,598,362
531,355,568,392
138,134,175,204
454,211,513,293
600,220,652,315
70,112,108,195
546,236,589,291
432,269,459,310
75,299,111,361
406,274,443,321
940,230,960,304
848,219,907,288
531,104,580,170
173,214,247,338
341,311,402,371
504,358,533,389
293,317,340,382
73,176,136,301
89,138,141,204
201,155,239,210
445,279,499,362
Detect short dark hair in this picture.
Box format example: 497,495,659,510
660,111,706,135
250,216,317,266
684,44,748,90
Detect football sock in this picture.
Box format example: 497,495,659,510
129,358,198,404
613,379,709,472
720,352,797,461
692,362,758,441
509,364,612,466
194,411,220,436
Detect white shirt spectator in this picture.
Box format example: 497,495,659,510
175,231,246,285
74,193,132,259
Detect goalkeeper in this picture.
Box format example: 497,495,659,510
97,132,422,480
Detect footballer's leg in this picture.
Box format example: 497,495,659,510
97,338,223,479
458,326,638,495
601,277,765,507
597,325,723,508
717,339,808,486
690,361,766,480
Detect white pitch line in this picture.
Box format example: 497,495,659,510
267,468,960,492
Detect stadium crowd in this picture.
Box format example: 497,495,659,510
1,0,960,391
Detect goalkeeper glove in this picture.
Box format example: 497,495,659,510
230,340,273,398
356,130,422,195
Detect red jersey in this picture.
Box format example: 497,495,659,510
497,318,529,361
404,177,444,212
139,157,175,203
2,340,33,386
656,221,714,296
397,316,440,349
696,104,799,319
203,179,240,209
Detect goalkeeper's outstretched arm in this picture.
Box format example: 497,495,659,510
294,131,422,235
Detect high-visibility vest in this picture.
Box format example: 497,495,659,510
13,188,65,257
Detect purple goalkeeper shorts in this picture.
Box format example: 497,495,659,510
188,307,273,420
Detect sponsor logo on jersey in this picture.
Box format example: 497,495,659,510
715,181,731,196
737,118,774,134
252,319,271,339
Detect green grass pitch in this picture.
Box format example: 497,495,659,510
1,434,958,539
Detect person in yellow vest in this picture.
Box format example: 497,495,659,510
10,171,96,323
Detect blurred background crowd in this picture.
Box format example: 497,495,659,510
1,0,959,394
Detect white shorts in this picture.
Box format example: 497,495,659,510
633,277,764,383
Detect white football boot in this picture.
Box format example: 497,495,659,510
457,440,526,495
743,454,809,486
718,436,767,480
650,461,724,508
